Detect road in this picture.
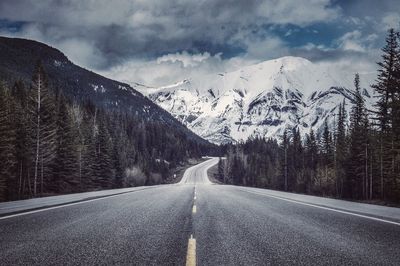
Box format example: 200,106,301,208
1,157,400,265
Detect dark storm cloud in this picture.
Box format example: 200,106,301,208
0,0,398,86
335,0,399,19
0,0,340,69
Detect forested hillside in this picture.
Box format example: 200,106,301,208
0,37,208,145
218,29,400,204
0,63,215,201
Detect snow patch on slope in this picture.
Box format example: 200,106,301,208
137,56,376,144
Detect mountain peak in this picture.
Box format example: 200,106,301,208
144,56,375,144
262,56,312,66
241,56,313,73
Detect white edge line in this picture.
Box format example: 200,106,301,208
0,191,139,220
243,190,400,226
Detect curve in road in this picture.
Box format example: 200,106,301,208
1,157,400,266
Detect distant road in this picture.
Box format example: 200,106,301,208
1,157,400,265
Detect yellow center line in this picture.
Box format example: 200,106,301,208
186,235,196,266
192,205,197,214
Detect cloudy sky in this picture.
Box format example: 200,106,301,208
0,0,399,87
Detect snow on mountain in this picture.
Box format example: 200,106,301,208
138,56,376,144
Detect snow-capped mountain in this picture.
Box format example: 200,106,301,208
138,56,376,144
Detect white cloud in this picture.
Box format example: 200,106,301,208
255,0,340,26
0,0,341,70
0,24,107,69
244,37,289,59
157,51,215,67
0,0,389,90
57,39,106,68
101,51,255,87
317,57,377,90
337,30,365,52
336,30,380,53
301,42,331,51
381,12,400,30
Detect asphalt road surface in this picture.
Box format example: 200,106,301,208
1,157,400,265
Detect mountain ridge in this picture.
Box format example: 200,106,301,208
138,56,376,144
0,36,211,145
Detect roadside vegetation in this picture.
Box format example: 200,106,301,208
218,29,400,204
0,63,215,201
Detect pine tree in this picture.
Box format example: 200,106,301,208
335,101,347,197
53,94,79,192
347,73,369,199
322,120,333,158
372,28,400,201
10,81,31,199
70,103,86,191
279,129,289,191
217,157,224,182
0,84,16,201
82,125,96,190
229,155,244,185
28,62,57,196
289,128,302,192
321,120,333,190
372,28,398,132
93,114,114,188
305,128,318,193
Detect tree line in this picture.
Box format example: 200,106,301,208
218,28,400,204
0,62,212,201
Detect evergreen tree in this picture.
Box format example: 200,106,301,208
229,155,245,185
53,94,79,192
0,84,16,201
70,103,86,191
28,62,57,196
289,128,302,192
371,28,400,201
372,28,398,132
335,101,347,197
279,129,289,191
81,124,97,190
322,120,333,158
93,114,114,188
217,157,225,182
10,81,30,199
320,120,334,194
347,73,369,199
305,129,318,193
